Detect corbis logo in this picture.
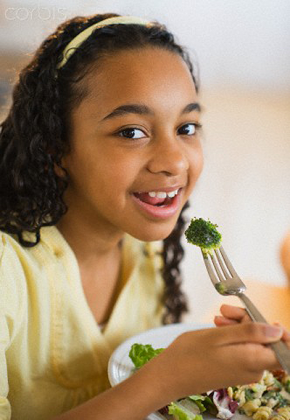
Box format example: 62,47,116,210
5,6,67,21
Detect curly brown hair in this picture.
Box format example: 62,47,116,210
0,13,199,323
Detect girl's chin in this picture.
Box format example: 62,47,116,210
129,222,178,243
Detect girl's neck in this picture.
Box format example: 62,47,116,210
56,212,124,263
56,212,123,326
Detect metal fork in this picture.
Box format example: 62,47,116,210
202,246,290,373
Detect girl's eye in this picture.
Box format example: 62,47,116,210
118,128,146,139
178,123,200,136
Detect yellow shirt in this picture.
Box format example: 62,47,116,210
0,226,165,420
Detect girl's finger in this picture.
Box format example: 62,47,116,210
214,316,238,327
220,304,251,322
212,322,283,346
215,316,290,347
273,322,290,348
282,331,290,347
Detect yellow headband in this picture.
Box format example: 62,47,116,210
57,15,153,70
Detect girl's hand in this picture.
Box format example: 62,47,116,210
140,322,284,406
214,304,290,347
214,304,251,326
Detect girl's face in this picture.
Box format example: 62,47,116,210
61,47,203,242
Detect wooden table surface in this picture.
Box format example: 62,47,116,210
202,280,290,330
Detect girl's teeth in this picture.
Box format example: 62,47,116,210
167,191,176,198
156,192,167,199
148,189,179,199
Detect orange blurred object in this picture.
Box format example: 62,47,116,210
280,231,290,284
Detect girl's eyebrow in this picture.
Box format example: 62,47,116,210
101,102,201,121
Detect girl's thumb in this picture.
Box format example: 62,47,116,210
214,323,283,345
263,324,283,340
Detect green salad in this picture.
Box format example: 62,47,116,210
129,343,290,420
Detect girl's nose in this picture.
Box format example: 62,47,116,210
147,137,189,176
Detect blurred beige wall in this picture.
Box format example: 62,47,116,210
183,87,290,320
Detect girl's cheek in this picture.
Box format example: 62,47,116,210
191,148,204,180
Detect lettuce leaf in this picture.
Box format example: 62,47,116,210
168,401,203,420
188,395,215,412
128,343,164,369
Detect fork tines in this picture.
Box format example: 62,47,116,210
202,246,237,284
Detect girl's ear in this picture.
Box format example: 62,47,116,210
54,161,67,178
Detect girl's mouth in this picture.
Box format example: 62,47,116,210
132,189,182,219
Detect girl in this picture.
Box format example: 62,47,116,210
0,13,289,420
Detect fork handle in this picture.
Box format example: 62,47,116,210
238,293,290,373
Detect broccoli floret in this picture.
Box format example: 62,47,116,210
185,217,222,256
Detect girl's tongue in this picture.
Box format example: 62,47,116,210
134,192,169,206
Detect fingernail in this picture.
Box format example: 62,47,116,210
265,325,283,337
